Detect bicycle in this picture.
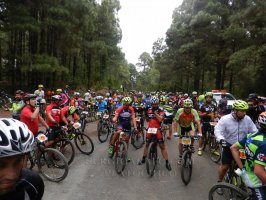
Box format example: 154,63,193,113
131,113,145,149
97,112,112,143
65,122,94,155
179,132,197,185
109,129,129,174
208,182,251,200
145,127,160,177
79,110,89,132
27,133,69,182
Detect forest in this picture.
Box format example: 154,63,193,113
0,0,265,97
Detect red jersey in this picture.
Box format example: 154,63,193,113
146,107,164,128
60,106,78,122
46,103,61,126
20,105,39,136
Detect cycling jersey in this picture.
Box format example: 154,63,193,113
1,169,44,200
96,100,107,112
70,98,83,109
60,93,68,106
20,105,40,136
174,108,200,128
115,106,135,130
200,103,217,122
214,113,257,145
162,104,174,125
236,131,266,188
146,107,164,128
115,101,123,110
132,102,145,115
45,103,61,127
10,100,24,120
60,106,78,123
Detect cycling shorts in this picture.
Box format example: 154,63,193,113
251,186,266,200
179,126,193,136
47,126,61,141
146,129,164,144
221,145,234,165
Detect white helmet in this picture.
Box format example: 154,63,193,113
0,118,34,158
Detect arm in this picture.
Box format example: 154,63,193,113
214,118,225,142
230,144,243,169
195,120,202,135
39,115,49,129
31,107,40,121
254,164,266,184
154,110,164,123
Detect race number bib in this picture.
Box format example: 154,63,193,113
148,128,158,134
181,137,191,145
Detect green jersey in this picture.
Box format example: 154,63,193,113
237,131,266,188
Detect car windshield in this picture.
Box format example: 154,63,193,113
213,93,235,102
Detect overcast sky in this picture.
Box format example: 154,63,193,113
118,0,183,65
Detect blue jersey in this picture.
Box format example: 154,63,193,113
96,100,107,112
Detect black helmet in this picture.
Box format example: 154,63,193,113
23,94,37,102
248,93,258,100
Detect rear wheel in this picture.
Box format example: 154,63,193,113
181,150,193,185
209,137,221,163
146,142,157,177
131,129,145,149
37,148,69,182
74,133,94,155
114,141,127,174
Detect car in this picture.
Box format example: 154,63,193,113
212,91,236,109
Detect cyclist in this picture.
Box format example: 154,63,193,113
20,94,49,136
9,90,24,120
246,93,265,124
161,97,174,140
56,89,68,107
231,112,266,199
173,99,202,164
60,105,79,126
138,96,172,171
132,93,145,130
34,84,45,101
214,100,257,183
190,91,199,110
70,92,84,112
114,95,123,110
96,96,107,113
198,92,217,156
45,95,62,147
108,97,137,161
0,118,44,200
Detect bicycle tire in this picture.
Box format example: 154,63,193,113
131,129,145,149
181,150,193,185
37,148,69,182
209,138,221,163
146,142,157,177
98,124,110,143
114,141,127,174
208,182,250,200
74,133,94,155
54,138,75,165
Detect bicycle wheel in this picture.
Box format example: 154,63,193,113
181,150,193,185
209,137,221,163
98,124,110,143
114,141,127,174
54,138,75,165
208,182,250,200
131,129,145,149
37,148,69,182
146,142,157,177
74,133,94,155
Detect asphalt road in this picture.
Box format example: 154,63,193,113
40,121,219,200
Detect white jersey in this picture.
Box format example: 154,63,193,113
84,92,91,101
214,113,257,145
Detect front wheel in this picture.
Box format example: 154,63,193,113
74,133,94,155
146,142,157,177
98,124,110,143
114,141,127,174
54,138,75,165
181,150,193,185
208,182,249,200
37,148,69,182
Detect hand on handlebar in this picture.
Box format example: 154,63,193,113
219,139,227,147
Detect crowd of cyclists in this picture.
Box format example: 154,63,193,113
1,84,266,199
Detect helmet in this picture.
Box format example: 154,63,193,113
136,92,143,98
258,112,266,125
184,93,188,97
74,92,80,96
183,99,193,108
248,93,258,100
56,89,62,94
122,97,132,105
16,90,24,95
232,100,248,110
0,118,34,158
106,92,110,97
150,96,159,104
160,96,166,103
117,95,123,99
51,95,62,101
205,92,213,98
68,106,76,115
23,94,37,102
38,84,44,88
192,91,197,95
